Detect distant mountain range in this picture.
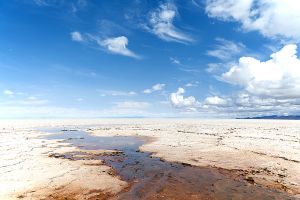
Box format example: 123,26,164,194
237,115,300,120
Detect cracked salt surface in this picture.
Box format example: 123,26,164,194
44,129,297,200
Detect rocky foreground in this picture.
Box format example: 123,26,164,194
0,119,299,199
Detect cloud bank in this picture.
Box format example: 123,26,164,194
170,88,198,108
170,44,300,117
222,44,300,99
206,0,300,41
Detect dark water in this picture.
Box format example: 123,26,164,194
43,129,296,200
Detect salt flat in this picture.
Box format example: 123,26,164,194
0,119,299,199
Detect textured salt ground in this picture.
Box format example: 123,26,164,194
0,119,300,199
38,129,298,199
87,119,300,197
0,127,127,200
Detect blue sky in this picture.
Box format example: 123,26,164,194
1,0,300,118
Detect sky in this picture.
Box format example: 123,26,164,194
1,0,300,118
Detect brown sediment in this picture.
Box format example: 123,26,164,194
39,130,297,200
46,191,115,200
111,158,297,200
43,151,297,200
87,191,115,200
24,188,115,200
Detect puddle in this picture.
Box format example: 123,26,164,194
44,129,296,200
45,129,145,151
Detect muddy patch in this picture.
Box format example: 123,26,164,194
44,129,296,200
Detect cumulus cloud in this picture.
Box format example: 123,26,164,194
167,45,300,117
71,31,84,42
204,96,228,106
169,53,300,117
190,43,300,117
72,34,140,59
147,3,193,43
234,93,281,108
222,44,300,99
207,38,245,60
143,83,165,94
170,88,198,108
205,0,300,41
98,36,140,58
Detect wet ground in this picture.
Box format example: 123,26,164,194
44,129,296,200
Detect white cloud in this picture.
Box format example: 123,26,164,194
71,32,140,59
147,3,193,43
206,63,222,73
143,89,152,94
222,44,300,99
185,81,199,87
178,67,202,74
170,87,198,107
189,43,300,117
98,36,139,58
3,90,14,97
234,93,279,108
99,90,136,97
71,31,84,42
28,96,37,100
2,91,47,104
170,57,181,65
205,0,300,41
143,83,165,94
204,96,228,106
207,38,245,60
152,83,165,91
115,101,150,109
167,58,300,117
